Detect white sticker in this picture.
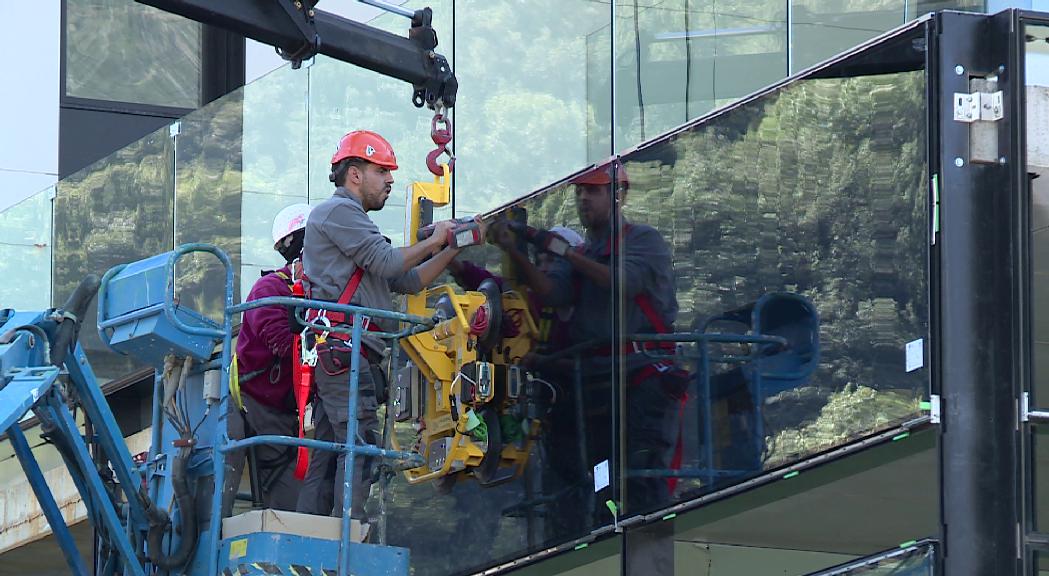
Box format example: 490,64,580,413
455,229,474,246
905,339,924,372
594,460,610,492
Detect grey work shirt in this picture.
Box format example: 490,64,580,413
545,221,677,375
303,187,422,355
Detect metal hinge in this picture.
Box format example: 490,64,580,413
930,174,940,245
953,90,1003,123
1022,392,1049,422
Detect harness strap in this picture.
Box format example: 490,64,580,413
592,292,675,356
292,332,313,480
291,279,312,479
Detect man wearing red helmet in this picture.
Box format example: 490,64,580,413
296,130,464,520
508,163,681,530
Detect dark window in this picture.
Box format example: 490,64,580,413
64,0,201,109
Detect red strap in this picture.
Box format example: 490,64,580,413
635,292,669,334
293,362,312,481
291,279,311,480
304,266,371,328
338,266,366,306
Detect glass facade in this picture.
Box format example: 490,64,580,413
611,0,982,151
0,188,53,312
53,125,174,383
1029,22,1049,410
65,0,201,108
1029,19,1049,558
616,59,929,517
0,2,990,574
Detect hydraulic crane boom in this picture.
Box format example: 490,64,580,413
136,0,457,109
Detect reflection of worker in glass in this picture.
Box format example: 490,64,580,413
222,204,311,515
296,131,463,521
448,224,584,357
519,164,681,520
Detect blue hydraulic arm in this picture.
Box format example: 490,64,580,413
1,242,434,575
0,276,150,576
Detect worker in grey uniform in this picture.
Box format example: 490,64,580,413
295,130,465,520
507,164,681,530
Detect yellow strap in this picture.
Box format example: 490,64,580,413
229,354,245,411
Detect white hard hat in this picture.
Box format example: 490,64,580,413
271,203,312,249
550,226,584,247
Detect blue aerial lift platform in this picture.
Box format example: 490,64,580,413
0,244,436,575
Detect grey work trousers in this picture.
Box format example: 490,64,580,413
295,346,383,519
221,391,302,516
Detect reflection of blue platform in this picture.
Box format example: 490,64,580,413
700,293,820,481
709,292,820,397
218,534,409,576
632,292,820,485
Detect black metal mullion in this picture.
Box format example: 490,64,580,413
937,10,1023,575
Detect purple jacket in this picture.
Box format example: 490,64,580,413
237,267,295,411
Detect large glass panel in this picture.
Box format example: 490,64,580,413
791,2,986,76
173,64,310,315
239,65,310,300
374,177,616,574
1027,24,1049,409
66,0,201,108
454,0,611,213
791,0,909,74
174,63,307,315
173,90,244,319
915,0,985,14
1034,426,1049,532
0,187,53,311
54,124,174,383
617,29,929,517
369,177,612,570
615,0,788,151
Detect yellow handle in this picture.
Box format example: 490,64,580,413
229,354,245,412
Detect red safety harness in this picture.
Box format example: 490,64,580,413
581,224,688,491
292,266,377,479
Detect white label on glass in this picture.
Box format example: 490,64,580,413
594,460,609,492
906,339,924,372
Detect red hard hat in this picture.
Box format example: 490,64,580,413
331,130,398,170
571,163,628,187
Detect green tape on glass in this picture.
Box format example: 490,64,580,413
662,513,677,521
783,471,800,480
920,401,932,410
605,500,618,516
893,432,910,442
899,540,918,549
574,543,589,550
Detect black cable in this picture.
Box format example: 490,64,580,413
685,0,692,121
712,0,718,105
633,0,646,141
